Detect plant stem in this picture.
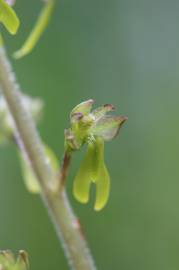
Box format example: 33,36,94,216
0,46,96,270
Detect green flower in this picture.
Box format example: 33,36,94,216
65,100,127,211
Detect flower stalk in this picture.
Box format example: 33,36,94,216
59,151,72,189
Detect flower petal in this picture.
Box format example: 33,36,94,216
92,103,115,120
92,115,127,141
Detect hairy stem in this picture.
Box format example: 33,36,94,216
0,46,96,270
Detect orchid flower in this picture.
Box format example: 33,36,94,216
65,100,127,211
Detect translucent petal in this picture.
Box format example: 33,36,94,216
92,115,127,141
70,99,94,120
14,0,54,59
0,0,19,35
94,164,110,211
92,103,115,120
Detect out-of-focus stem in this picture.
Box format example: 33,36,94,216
0,46,96,270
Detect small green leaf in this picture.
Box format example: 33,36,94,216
0,0,19,35
92,103,115,119
14,0,54,59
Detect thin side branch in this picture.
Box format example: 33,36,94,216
59,151,71,189
0,46,96,270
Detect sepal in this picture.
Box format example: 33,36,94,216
91,115,127,141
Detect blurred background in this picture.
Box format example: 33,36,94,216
0,0,179,269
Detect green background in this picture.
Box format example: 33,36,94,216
1,0,179,269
